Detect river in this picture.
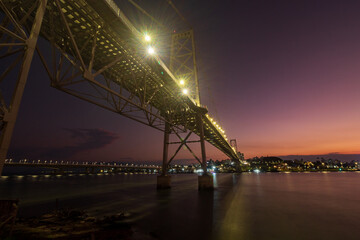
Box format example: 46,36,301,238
1,172,359,240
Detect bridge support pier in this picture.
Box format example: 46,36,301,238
157,121,171,189
197,114,213,190
198,174,213,190
157,175,171,189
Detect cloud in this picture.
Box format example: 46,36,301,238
9,128,119,161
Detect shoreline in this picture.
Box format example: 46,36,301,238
2,208,158,240
1,169,359,178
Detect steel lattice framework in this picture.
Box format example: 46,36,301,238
0,0,240,176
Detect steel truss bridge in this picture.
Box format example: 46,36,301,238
0,0,242,184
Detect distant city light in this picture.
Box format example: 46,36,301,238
182,88,188,94
147,46,155,55
254,169,261,173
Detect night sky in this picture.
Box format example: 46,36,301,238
5,0,360,163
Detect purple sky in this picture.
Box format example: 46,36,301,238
5,0,360,163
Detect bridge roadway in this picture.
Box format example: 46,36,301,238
4,161,161,173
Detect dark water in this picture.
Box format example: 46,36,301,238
1,172,359,240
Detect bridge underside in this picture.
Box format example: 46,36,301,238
0,0,240,182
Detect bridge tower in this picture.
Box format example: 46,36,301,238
230,139,243,171
230,139,238,153
170,30,200,105
157,28,213,189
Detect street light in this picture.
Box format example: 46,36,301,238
144,34,151,42
179,79,185,85
147,46,155,55
182,88,188,95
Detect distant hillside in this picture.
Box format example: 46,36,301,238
278,153,360,162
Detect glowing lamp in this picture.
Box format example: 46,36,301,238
144,34,151,42
182,88,188,95
147,46,155,55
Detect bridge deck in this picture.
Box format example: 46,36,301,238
2,0,239,160
4,162,160,169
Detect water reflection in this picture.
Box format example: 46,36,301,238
0,172,359,240
215,174,249,239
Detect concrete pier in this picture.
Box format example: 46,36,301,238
198,174,214,190
157,175,171,189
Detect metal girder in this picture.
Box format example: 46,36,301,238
0,0,47,176
161,121,206,175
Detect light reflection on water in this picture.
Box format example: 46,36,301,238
1,172,359,240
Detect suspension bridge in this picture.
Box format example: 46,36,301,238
0,0,243,189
